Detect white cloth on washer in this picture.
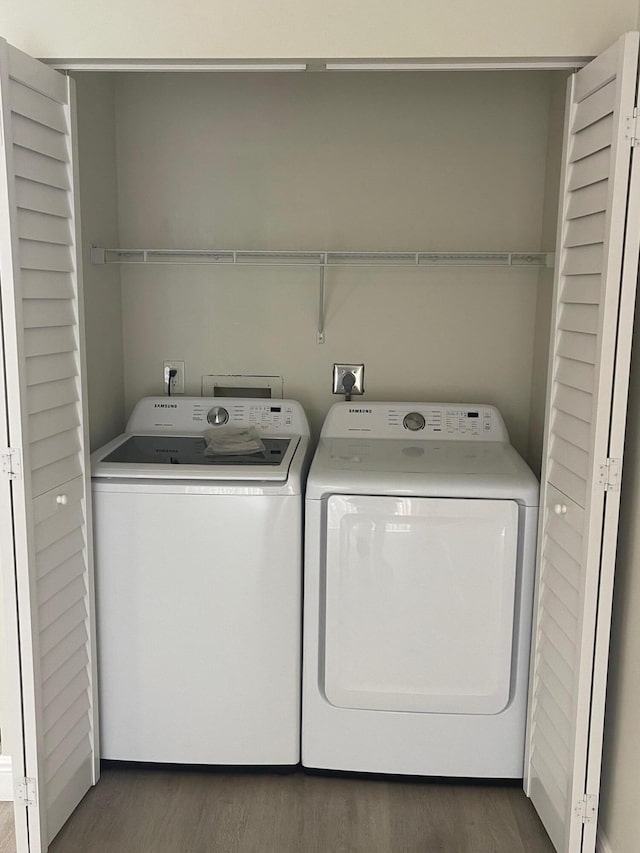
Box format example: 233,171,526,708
203,425,265,456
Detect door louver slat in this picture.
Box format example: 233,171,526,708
25,326,77,359
42,652,89,715
8,79,67,131
44,690,90,755
13,114,69,163
28,377,79,415
555,358,594,394
570,115,613,162
16,177,70,218
572,79,616,132
565,213,606,247
18,209,72,244
40,624,88,683
568,149,610,190
36,529,85,581
565,180,609,220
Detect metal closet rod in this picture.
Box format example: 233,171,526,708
90,247,554,268
90,246,554,345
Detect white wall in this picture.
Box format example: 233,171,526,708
1,0,639,61
598,306,640,853
73,73,126,449
0,561,7,754
112,71,556,455
527,74,568,473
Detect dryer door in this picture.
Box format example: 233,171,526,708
323,494,519,715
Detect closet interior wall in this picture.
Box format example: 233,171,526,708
78,69,567,462
527,74,568,473
74,73,125,449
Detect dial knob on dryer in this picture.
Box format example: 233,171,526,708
403,412,426,431
207,406,229,426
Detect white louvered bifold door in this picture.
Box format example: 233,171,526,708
0,39,99,852
525,32,640,853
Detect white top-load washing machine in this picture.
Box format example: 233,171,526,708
302,402,538,778
91,397,310,765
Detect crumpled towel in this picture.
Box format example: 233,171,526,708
203,425,265,456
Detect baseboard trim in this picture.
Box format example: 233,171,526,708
0,755,13,802
597,829,614,853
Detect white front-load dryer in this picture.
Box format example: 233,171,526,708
302,402,539,777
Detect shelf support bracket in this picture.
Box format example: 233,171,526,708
90,246,105,265
317,258,326,344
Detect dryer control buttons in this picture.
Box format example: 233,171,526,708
403,412,426,431
207,406,229,426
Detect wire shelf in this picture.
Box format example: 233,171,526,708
92,247,554,269
90,246,554,345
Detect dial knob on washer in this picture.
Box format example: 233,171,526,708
207,406,229,426
403,412,426,431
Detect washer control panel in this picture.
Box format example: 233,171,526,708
443,408,490,437
322,402,509,441
126,397,309,436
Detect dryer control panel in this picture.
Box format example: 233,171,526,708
125,397,310,436
321,402,509,441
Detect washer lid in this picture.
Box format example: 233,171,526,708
91,433,300,481
103,435,291,467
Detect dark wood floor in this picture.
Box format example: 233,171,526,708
0,802,14,853
30,766,556,853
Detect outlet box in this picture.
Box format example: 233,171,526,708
163,360,185,394
333,363,365,395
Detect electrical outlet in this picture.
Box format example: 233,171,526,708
163,360,185,394
333,363,365,395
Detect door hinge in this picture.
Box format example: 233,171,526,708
0,447,22,481
598,457,621,491
625,108,640,146
575,793,598,823
16,777,37,807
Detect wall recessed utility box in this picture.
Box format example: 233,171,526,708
201,374,284,399
333,364,365,396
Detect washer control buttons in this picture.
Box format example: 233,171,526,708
403,412,426,431
207,406,229,426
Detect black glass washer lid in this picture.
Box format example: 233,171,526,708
102,435,291,466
